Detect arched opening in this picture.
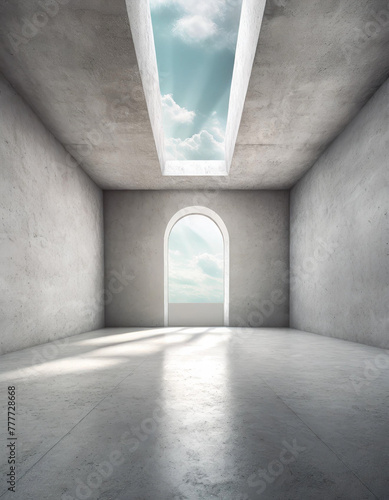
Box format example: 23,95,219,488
164,207,229,326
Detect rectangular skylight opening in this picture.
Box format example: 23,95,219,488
164,160,228,177
125,0,266,177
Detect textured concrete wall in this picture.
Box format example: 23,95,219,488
104,191,289,327
225,0,266,171
290,79,389,349
0,75,104,354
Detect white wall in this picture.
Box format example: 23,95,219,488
104,190,289,328
290,78,389,349
0,75,104,354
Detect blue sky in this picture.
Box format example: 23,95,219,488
168,215,224,303
149,0,243,161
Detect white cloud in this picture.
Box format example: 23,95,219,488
168,216,224,303
165,129,224,161
194,253,223,279
150,0,242,50
169,252,223,302
208,113,225,143
162,94,196,124
173,15,217,43
162,105,226,161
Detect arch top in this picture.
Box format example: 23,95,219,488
164,206,230,327
164,206,230,245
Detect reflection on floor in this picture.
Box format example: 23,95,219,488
0,327,388,499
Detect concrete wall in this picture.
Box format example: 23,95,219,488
104,190,289,327
290,79,389,349
0,75,104,354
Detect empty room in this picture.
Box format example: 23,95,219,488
0,0,388,499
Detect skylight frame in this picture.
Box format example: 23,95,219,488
125,0,266,177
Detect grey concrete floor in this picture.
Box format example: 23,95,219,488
0,327,388,499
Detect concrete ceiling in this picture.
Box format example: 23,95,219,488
0,0,388,190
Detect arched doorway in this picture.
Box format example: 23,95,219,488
164,207,229,327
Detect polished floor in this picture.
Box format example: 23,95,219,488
0,327,388,499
